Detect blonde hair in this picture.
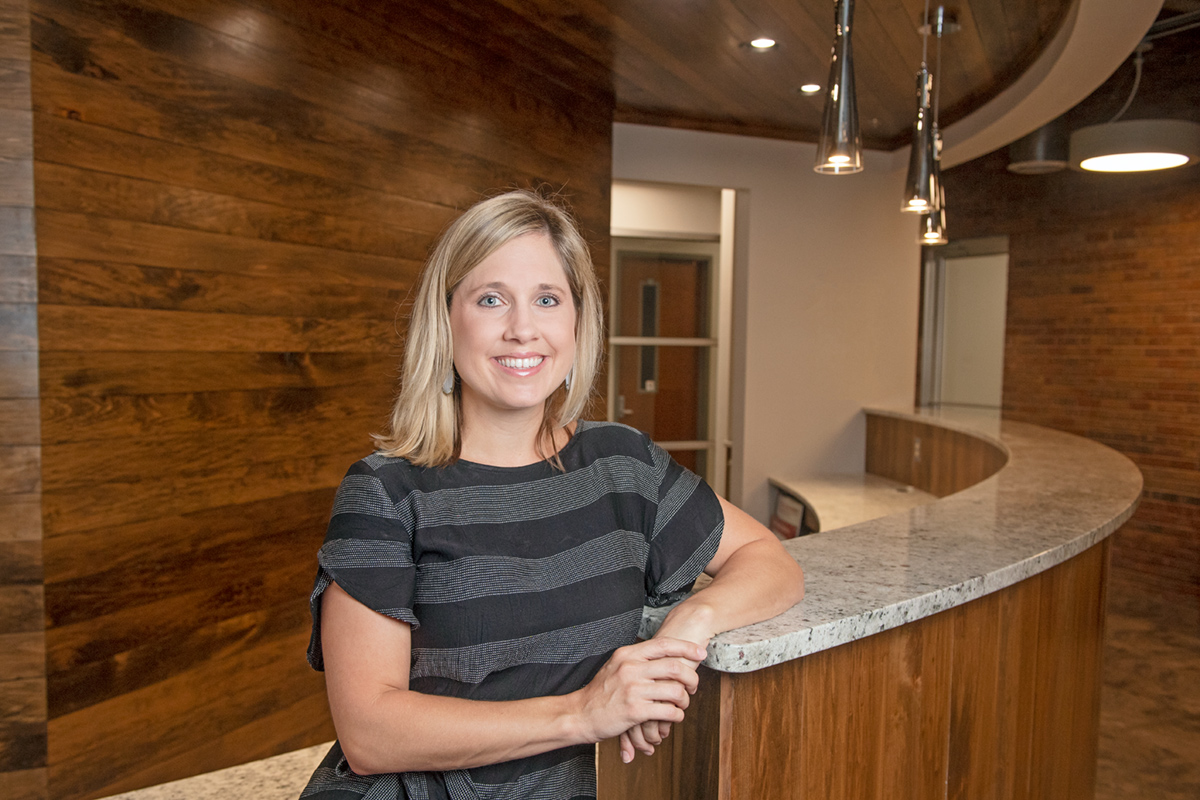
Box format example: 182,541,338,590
374,189,604,468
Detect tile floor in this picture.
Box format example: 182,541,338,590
1094,580,1200,800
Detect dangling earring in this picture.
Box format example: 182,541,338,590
442,369,454,395
564,366,573,391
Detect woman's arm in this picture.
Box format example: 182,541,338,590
320,581,708,775
655,495,805,645
619,496,805,761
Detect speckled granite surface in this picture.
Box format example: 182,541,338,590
643,406,1144,673
96,743,330,800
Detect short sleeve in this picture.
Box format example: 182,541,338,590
642,438,724,608
306,460,421,671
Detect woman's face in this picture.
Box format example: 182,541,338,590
449,233,578,425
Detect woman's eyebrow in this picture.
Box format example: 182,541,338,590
472,281,566,292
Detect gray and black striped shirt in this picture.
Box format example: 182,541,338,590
302,420,724,800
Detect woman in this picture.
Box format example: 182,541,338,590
302,190,804,800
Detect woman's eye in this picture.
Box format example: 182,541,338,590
478,295,501,307
535,295,559,307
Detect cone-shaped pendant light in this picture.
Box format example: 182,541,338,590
919,173,948,246
902,67,938,212
814,0,862,174
919,205,948,245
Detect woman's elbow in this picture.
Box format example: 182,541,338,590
338,735,387,776
788,559,806,605
770,553,804,611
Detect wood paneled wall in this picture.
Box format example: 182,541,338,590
941,25,1200,603
1,0,47,797
600,541,1111,800
864,413,1008,498
2,1,614,797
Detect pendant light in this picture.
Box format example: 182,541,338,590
903,67,937,212
903,4,936,212
919,186,948,245
1069,40,1200,172
1071,120,1200,171
916,6,952,246
814,0,862,174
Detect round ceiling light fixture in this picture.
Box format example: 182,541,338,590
798,83,822,94
1069,119,1200,172
749,37,776,49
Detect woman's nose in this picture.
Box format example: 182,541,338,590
504,304,538,341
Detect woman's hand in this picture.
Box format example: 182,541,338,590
572,637,705,753
617,613,712,762
615,494,805,765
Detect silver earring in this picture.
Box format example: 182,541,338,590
564,367,573,391
442,370,454,395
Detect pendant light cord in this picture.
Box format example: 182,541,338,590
933,8,943,125
1108,43,1146,124
921,0,930,67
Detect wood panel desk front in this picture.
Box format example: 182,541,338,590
599,407,1142,800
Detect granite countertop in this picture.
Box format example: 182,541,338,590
643,406,1143,673
769,473,937,532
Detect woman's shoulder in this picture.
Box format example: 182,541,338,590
571,419,658,463
337,451,455,501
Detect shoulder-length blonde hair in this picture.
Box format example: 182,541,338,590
373,189,604,468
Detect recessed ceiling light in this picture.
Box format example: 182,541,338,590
749,37,776,49
799,83,821,94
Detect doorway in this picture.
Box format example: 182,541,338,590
610,241,715,475
919,236,1010,408
607,181,736,496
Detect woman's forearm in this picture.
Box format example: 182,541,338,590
656,498,805,647
336,689,580,774
656,539,804,645
329,631,705,776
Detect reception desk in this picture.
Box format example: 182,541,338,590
599,407,1143,800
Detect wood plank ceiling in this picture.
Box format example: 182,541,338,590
484,0,1076,150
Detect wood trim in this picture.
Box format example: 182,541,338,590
0,0,45,796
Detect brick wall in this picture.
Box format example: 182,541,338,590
941,28,1200,603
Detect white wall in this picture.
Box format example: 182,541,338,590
613,123,921,520
611,181,722,238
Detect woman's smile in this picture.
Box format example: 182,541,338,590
494,354,546,372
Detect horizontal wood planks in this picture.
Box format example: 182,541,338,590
24,0,614,797
599,542,1112,800
0,0,48,797
865,412,1008,497
488,0,1072,149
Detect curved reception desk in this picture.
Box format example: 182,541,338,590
599,407,1143,800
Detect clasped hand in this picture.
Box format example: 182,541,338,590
575,636,707,764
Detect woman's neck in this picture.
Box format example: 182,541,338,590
458,404,571,467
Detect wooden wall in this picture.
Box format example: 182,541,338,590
1,1,614,797
864,412,1008,498
1,1,47,798
941,25,1200,605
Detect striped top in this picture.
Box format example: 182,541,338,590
302,420,724,800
